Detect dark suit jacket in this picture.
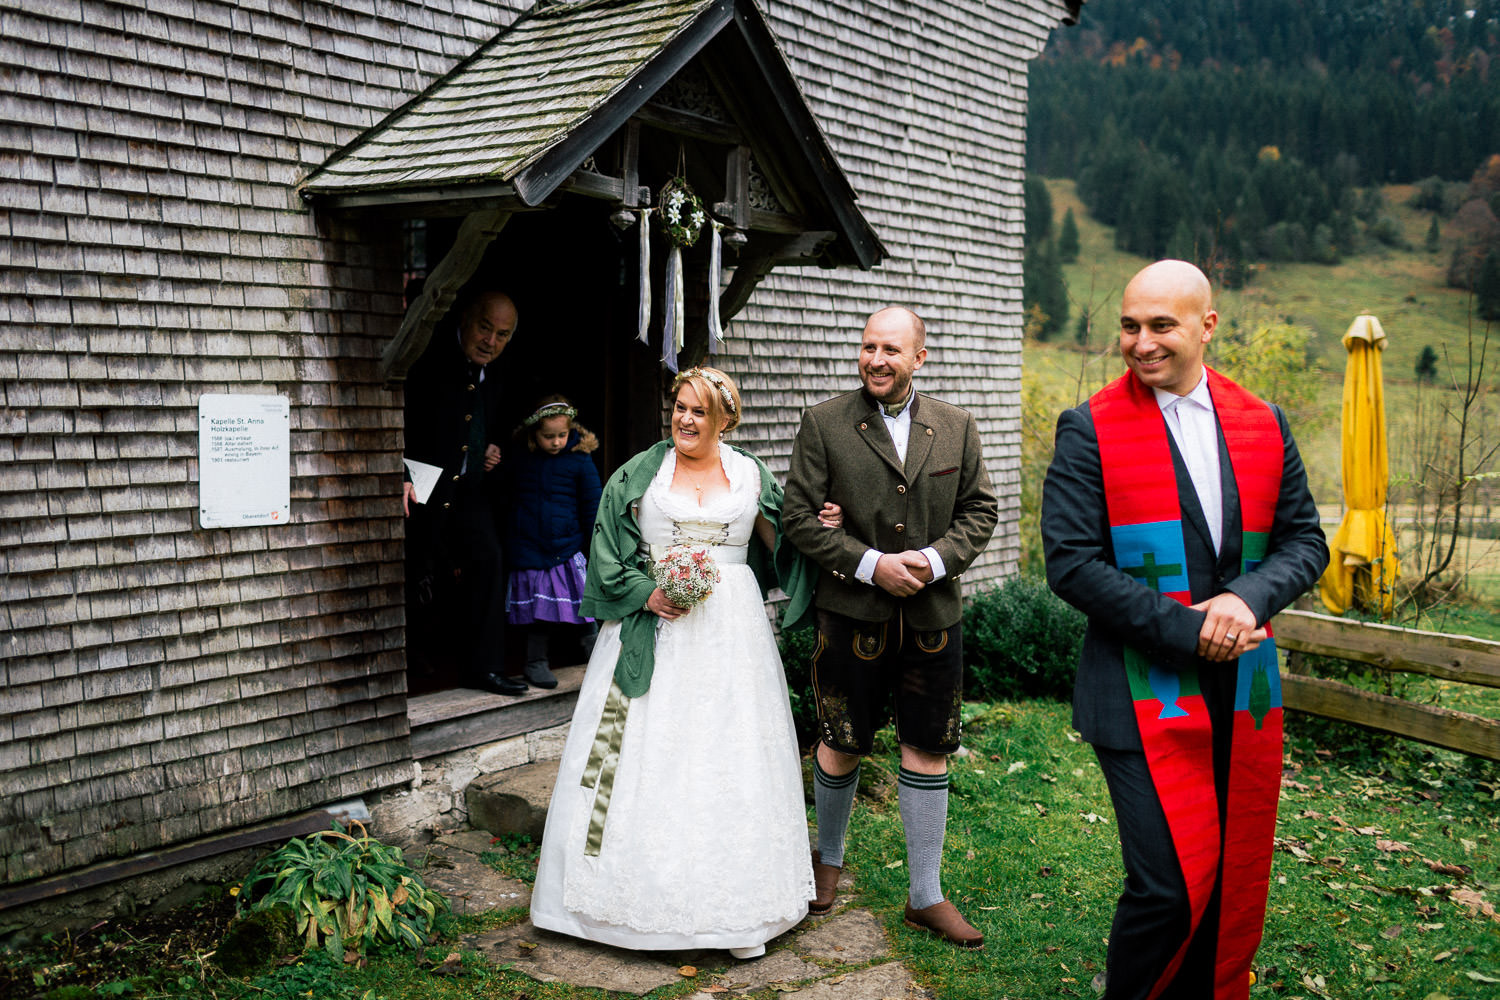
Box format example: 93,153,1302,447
403,331,505,513
1041,391,1327,750
784,388,998,629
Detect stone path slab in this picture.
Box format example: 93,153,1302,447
425,819,931,999
417,829,531,916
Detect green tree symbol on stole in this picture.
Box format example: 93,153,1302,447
1248,663,1271,730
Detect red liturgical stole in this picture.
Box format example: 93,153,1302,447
1090,369,1285,1000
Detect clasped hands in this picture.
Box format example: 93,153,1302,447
873,550,933,597
1192,591,1267,662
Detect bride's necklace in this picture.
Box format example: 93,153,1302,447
676,450,717,503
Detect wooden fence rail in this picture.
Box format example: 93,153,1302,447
1272,609,1500,761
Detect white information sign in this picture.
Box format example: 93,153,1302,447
198,393,290,528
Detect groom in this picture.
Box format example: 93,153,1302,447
783,305,998,948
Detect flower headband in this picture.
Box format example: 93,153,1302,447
523,402,577,427
673,367,737,414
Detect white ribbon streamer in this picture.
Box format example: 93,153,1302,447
662,245,683,373
707,220,723,355
636,209,651,344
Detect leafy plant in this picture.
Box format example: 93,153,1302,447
239,822,447,954
961,574,1085,702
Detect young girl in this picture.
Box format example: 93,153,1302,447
503,395,603,689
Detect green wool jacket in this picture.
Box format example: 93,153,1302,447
580,440,815,698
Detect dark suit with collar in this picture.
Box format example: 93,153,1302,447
1041,387,1327,998
404,332,508,683
783,389,998,629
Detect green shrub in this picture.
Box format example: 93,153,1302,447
237,822,446,955
961,575,1084,702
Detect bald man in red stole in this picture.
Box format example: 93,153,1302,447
1041,260,1328,999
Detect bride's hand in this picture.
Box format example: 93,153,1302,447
644,587,688,621
817,501,843,529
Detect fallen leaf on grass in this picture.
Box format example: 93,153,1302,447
1433,951,1452,962
826,975,846,984
702,986,728,994
517,941,538,951
1380,925,1403,939
884,859,904,869
432,952,463,976
678,966,698,977
1375,840,1411,854
767,982,801,993
1465,971,1500,983
1449,888,1499,922
1424,860,1471,877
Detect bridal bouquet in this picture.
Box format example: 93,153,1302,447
652,544,720,609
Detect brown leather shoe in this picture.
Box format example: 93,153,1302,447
903,899,984,949
808,849,841,916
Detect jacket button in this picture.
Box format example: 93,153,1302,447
895,523,905,533
859,422,868,430
466,384,476,391
442,502,451,509
451,474,460,482
461,445,469,452
465,413,474,422
897,484,906,494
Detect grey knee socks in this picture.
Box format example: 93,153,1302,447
898,766,948,910
813,756,859,868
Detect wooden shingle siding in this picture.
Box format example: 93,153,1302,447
0,0,532,886
723,0,1070,579
0,0,1072,890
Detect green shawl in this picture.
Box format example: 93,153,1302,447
580,440,814,698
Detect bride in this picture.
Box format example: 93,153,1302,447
530,366,834,959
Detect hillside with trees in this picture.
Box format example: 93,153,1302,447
1025,0,1500,312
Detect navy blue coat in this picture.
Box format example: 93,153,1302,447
504,431,603,570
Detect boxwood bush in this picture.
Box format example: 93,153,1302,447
961,574,1084,702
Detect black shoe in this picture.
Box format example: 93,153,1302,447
523,662,559,689
478,672,527,696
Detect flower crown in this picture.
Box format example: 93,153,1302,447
673,367,736,414
523,402,577,427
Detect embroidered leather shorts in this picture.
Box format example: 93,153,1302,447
810,609,964,756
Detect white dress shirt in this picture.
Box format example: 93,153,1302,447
1155,374,1223,554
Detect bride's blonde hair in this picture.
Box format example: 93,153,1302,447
670,366,741,436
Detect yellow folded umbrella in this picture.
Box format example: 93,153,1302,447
1319,315,1400,616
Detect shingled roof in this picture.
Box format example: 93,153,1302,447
303,0,717,201
301,0,879,241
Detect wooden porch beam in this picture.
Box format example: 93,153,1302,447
380,208,511,382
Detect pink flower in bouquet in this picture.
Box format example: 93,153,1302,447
653,544,720,610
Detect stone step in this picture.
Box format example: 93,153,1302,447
467,758,561,842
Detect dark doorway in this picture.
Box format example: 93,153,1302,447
403,195,668,694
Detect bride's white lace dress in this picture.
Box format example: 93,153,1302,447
530,444,814,951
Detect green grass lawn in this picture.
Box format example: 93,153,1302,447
8,703,1495,1000
846,703,1500,1000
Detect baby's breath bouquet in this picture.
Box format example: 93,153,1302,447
652,543,720,609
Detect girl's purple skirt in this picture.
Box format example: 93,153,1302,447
507,551,592,625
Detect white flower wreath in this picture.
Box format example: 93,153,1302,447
658,177,706,248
